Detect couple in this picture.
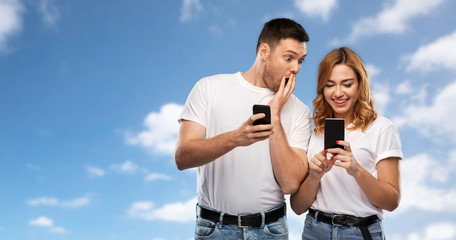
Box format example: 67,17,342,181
175,18,402,240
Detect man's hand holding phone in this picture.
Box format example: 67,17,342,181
232,105,273,147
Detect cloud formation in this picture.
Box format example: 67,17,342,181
404,31,456,72
145,173,172,182
126,103,184,155
341,0,445,43
392,81,456,141
180,0,202,22
389,222,456,240
127,197,197,222
28,195,91,208
37,0,60,27
29,216,68,234
294,0,337,21
87,165,105,177
110,160,139,174
0,0,24,54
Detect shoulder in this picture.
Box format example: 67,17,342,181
367,115,400,135
288,94,311,115
198,73,239,84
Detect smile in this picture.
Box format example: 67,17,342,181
333,99,348,106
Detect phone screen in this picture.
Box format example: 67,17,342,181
324,118,345,150
252,104,271,126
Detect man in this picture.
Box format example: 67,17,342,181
175,18,311,239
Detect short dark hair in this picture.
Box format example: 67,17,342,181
256,18,309,54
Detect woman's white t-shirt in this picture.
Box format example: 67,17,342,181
308,116,403,219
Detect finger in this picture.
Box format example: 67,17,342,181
249,113,266,125
337,140,351,152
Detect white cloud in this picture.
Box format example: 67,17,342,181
29,216,53,227
49,227,67,234
60,196,90,208
37,0,60,27
404,31,456,72
180,0,202,22
126,103,184,155
0,0,24,54
371,82,390,116
110,160,138,174
127,197,197,222
87,166,105,177
366,64,380,79
28,195,90,208
28,216,67,234
341,0,445,43
393,153,456,214
145,173,172,182
392,81,456,141
395,80,413,95
389,222,456,240
294,0,337,21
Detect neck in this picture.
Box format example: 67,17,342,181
241,59,267,88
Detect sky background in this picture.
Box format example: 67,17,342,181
1,0,456,239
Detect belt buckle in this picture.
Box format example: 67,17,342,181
331,214,344,227
238,214,248,228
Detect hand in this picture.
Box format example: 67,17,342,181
326,140,360,176
232,113,274,146
309,149,334,180
268,74,296,121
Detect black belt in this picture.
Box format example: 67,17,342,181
309,209,379,240
197,204,286,228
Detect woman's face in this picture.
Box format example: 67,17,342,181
323,64,359,123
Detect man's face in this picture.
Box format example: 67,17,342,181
263,38,307,92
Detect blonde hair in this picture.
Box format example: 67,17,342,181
312,47,377,134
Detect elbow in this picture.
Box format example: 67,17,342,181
385,199,400,212
290,194,308,215
281,180,301,195
174,149,187,171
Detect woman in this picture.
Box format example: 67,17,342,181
290,47,402,240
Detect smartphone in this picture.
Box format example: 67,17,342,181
252,104,271,126
324,118,345,150
285,78,289,85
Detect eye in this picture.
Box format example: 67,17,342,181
325,84,335,88
285,56,292,62
298,59,304,64
343,84,353,88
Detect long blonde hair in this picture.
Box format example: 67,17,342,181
312,47,377,134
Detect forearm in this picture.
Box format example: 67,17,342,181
290,173,319,215
269,119,307,194
354,167,400,211
175,131,236,170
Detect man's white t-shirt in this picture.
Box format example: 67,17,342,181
179,72,311,214
308,116,403,219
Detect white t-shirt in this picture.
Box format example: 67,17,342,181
179,72,311,214
308,116,403,219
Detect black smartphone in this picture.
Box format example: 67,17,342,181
252,104,271,126
324,118,345,150
285,78,289,85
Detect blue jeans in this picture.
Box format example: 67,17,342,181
302,211,385,240
194,204,289,240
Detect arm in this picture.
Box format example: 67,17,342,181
291,150,333,214
330,141,401,211
268,75,309,194
175,115,274,170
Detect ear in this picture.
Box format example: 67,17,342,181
259,43,270,61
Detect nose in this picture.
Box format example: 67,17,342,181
334,86,343,98
290,61,300,74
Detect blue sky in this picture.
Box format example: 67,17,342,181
1,0,456,239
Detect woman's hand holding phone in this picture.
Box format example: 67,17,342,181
326,140,361,176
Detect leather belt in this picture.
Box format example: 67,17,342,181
308,209,379,240
197,204,286,228
308,209,378,227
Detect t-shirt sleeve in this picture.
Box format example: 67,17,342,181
288,101,312,152
375,123,403,164
179,80,207,127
